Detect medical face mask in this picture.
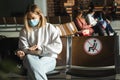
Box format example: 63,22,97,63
28,18,39,27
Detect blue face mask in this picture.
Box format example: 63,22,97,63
28,19,39,27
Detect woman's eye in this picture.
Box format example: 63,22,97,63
32,17,36,19
28,17,35,20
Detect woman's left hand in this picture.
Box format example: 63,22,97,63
28,45,38,51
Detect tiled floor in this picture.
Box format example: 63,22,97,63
0,72,118,80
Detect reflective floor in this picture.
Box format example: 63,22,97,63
0,72,118,80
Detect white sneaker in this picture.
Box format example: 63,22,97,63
109,32,114,36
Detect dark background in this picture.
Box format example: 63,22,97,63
0,0,34,17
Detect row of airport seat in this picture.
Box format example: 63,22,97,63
0,17,23,27
0,36,118,79
0,16,74,32
0,16,72,26
0,17,24,32
0,16,79,38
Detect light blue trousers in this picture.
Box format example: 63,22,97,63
23,54,56,80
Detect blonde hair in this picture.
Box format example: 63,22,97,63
24,4,47,32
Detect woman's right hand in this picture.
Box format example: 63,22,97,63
15,50,25,60
28,45,42,55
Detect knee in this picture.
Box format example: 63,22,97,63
23,54,32,64
25,54,34,60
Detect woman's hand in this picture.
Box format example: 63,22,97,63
106,19,110,24
28,45,38,51
28,45,42,55
15,50,25,60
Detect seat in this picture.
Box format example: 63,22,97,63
47,36,68,78
3,17,17,31
46,70,60,76
66,36,119,79
15,17,24,31
15,17,24,26
56,21,78,36
5,17,17,27
0,17,6,27
5,36,68,79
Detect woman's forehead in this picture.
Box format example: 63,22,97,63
27,12,37,18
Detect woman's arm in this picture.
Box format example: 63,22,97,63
40,24,63,55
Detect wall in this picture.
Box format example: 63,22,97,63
0,0,115,17
0,0,33,17
34,0,47,16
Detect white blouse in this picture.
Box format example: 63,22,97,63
86,14,97,26
18,23,63,58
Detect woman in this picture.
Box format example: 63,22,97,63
74,11,94,36
95,8,117,36
16,4,62,80
86,10,105,36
